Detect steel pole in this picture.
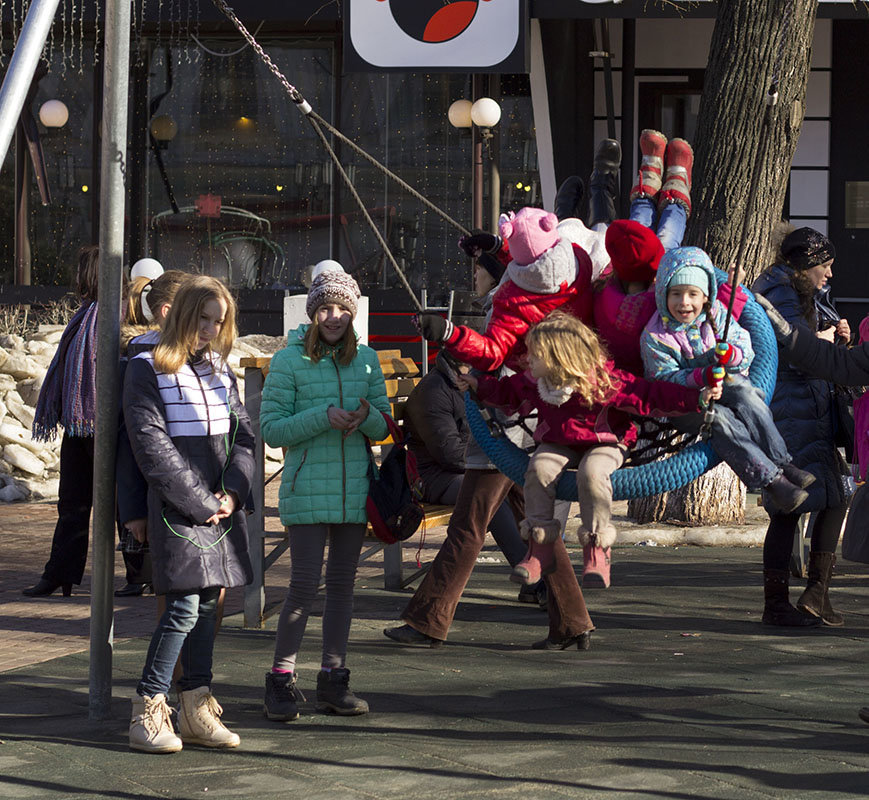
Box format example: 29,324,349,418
89,0,132,721
0,0,61,170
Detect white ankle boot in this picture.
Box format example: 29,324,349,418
129,693,183,753
178,686,240,748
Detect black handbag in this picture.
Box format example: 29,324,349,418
841,481,869,563
366,413,425,544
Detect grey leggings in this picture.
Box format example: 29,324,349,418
272,523,366,672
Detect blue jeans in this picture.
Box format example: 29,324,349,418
630,197,687,252
670,377,791,491
138,587,220,697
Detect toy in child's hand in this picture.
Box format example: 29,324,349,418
459,230,502,258
415,311,454,343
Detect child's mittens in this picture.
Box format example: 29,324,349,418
702,365,726,387
459,230,502,258
415,311,455,343
714,342,740,366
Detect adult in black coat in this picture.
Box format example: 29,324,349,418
752,227,851,628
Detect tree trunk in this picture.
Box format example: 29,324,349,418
631,0,817,526
686,0,818,283
628,462,746,526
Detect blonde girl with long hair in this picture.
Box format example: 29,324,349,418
123,275,255,753
461,311,712,626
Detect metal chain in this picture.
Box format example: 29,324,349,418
210,0,469,238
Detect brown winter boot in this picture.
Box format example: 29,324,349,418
762,569,822,627
796,551,844,626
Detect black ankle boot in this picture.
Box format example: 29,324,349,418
782,463,816,489
762,569,821,627
22,578,72,597
316,668,369,716
587,138,621,227
264,671,305,721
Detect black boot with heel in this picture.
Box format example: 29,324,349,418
22,578,72,597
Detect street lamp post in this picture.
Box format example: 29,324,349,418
449,96,502,231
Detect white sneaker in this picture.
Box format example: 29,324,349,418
129,693,183,753
178,686,240,748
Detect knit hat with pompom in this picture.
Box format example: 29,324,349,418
306,261,361,319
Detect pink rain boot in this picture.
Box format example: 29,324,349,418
511,540,557,585
582,544,612,588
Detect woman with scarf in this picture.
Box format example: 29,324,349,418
23,246,101,597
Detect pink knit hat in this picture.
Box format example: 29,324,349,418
499,207,559,266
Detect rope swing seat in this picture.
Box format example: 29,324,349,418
465,271,779,501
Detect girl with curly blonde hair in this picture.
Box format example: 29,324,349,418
462,311,713,592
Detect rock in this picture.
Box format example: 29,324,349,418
33,326,64,344
264,444,284,463
16,376,43,406
18,476,59,500
26,340,53,357
5,391,35,430
0,421,44,455
0,333,24,350
0,483,28,502
0,374,18,393
0,397,5,424
2,443,45,476
0,347,42,380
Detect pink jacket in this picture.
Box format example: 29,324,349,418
474,364,702,452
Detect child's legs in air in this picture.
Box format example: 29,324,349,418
706,404,780,491
655,202,687,251
718,377,791,468
629,196,656,230
574,445,624,548
524,443,578,535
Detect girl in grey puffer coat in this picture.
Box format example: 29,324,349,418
123,276,254,754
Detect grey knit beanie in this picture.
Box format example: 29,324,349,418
306,261,361,319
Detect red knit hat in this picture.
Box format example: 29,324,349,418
605,219,664,283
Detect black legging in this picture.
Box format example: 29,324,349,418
763,504,849,571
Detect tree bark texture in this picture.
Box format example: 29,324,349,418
628,462,746,526
685,0,818,285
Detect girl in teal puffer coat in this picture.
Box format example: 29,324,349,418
260,262,390,720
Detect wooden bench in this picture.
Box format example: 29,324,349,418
240,348,453,628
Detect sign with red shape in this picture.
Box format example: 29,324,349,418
196,194,222,218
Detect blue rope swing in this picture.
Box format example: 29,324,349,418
465,269,778,501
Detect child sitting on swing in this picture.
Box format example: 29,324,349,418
458,311,716,583
640,246,816,513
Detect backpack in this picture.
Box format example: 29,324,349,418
366,413,425,544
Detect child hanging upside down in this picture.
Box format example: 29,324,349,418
458,312,716,586
641,246,817,513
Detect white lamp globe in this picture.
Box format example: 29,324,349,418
471,97,501,128
448,99,473,129
38,100,69,128
130,258,164,281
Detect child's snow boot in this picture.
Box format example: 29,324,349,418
587,138,622,228
657,137,693,215
630,129,667,202
581,544,612,588
177,686,240,748
316,668,369,716
763,474,809,515
129,693,183,754
264,671,306,721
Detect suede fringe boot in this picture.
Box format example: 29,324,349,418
796,551,844,626
762,568,822,627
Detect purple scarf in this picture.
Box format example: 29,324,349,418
32,302,98,441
